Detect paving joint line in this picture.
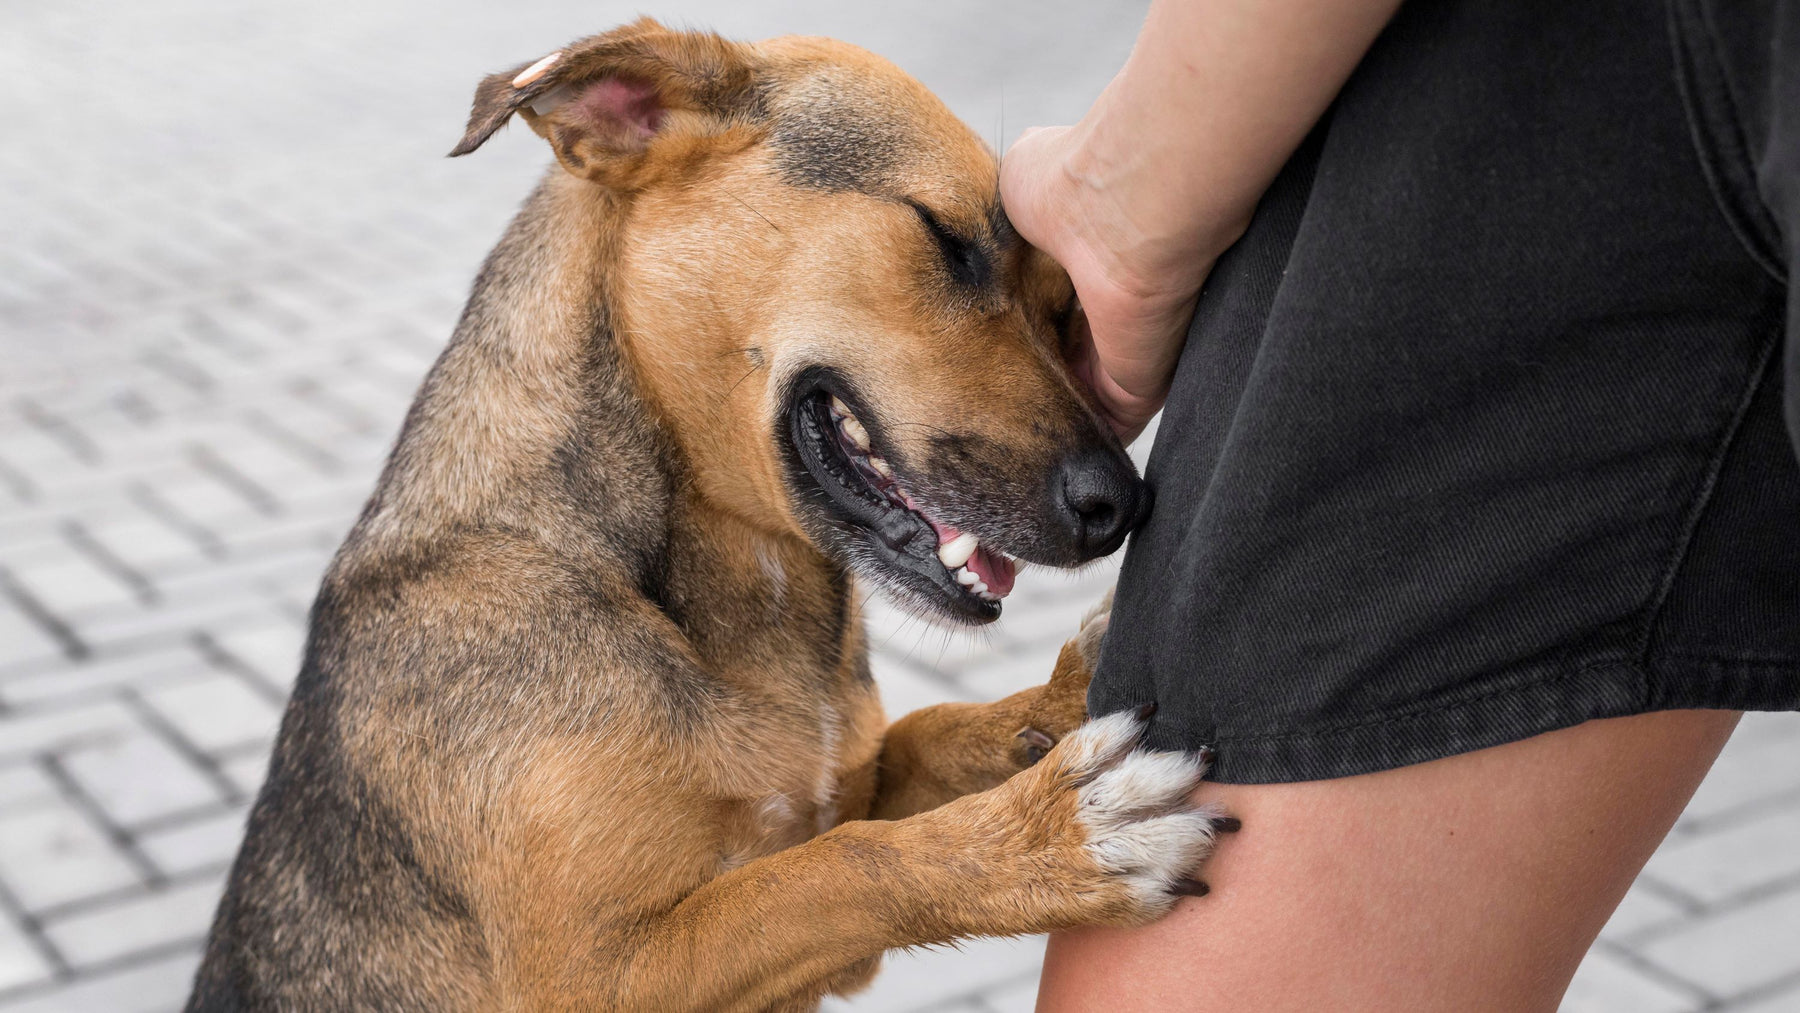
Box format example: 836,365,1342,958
1590,937,1717,1008
1619,870,1800,950
0,936,205,1007
118,687,246,808
59,519,158,607
15,399,101,466
189,631,292,706
36,753,165,888
0,567,88,660
126,481,226,560
29,862,232,926
0,859,71,980
1672,783,1800,838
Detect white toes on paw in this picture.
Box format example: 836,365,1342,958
1064,717,1227,906
1081,749,1207,815
1054,709,1148,776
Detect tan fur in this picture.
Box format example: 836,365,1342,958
191,22,1220,1013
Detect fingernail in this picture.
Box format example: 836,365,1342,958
1133,701,1157,721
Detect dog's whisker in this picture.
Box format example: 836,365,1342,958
725,188,783,234
725,362,764,398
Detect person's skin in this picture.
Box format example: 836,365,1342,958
1001,2,1747,1009
1001,0,1404,440
1037,710,1739,1010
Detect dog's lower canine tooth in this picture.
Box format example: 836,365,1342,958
868,456,893,478
955,567,981,587
841,414,871,451
937,531,978,568
829,395,850,419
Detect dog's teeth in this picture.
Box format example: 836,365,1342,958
829,396,850,419
971,579,989,594
955,566,981,587
868,455,893,478
840,414,871,451
937,531,979,569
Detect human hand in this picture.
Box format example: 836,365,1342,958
1001,125,1231,443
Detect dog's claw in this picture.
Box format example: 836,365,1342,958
1215,816,1242,834
1170,879,1210,897
1196,745,1216,766
1017,727,1055,765
1133,701,1157,721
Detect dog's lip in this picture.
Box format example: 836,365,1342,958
788,388,1014,620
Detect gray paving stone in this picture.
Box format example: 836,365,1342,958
0,915,53,995
1674,713,1800,828
58,731,223,827
2,551,139,617
203,621,305,692
0,949,199,1013
971,974,1040,1013
0,767,58,815
1724,978,1800,1013
1643,807,1800,904
0,802,142,912
64,596,277,655
138,676,280,755
40,875,223,969
825,936,1048,1013
217,751,271,798
76,508,210,576
1599,882,1693,941
1636,886,1800,998
869,653,970,718
0,607,62,671
954,638,1067,701
0,645,208,708
1560,948,1704,1013
136,807,250,879
0,701,139,763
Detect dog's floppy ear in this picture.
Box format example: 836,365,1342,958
450,18,761,185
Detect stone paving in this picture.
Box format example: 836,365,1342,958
2,1,1797,1010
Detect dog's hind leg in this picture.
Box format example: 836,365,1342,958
866,592,1112,820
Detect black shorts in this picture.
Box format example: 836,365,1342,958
1089,0,1800,783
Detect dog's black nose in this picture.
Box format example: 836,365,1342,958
1053,448,1149,559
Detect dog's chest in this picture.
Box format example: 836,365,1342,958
719,709,851,869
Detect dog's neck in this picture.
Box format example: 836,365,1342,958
349,171,856,672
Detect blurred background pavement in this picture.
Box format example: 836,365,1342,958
1,1,1797,1010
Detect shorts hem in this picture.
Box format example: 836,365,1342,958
1133,653,1800,784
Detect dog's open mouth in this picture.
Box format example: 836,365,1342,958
789,382,1018,622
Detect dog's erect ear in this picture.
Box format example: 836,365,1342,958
449,18,761,183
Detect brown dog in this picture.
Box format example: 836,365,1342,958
188,20,1231,1011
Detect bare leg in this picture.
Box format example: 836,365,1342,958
1036,709,1739,1012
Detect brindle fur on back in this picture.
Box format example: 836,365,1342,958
190,20,1225,1012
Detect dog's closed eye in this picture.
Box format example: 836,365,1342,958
909,202,990,289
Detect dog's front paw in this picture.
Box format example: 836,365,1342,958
1013,588,1114,765
994,706,1236,928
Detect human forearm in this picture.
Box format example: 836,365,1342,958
1002,0,1402,438
1073,0,1404,271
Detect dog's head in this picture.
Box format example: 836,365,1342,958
454,20,1147,624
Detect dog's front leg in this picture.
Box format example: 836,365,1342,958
867,594,1111,820
602,708,1226,1012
